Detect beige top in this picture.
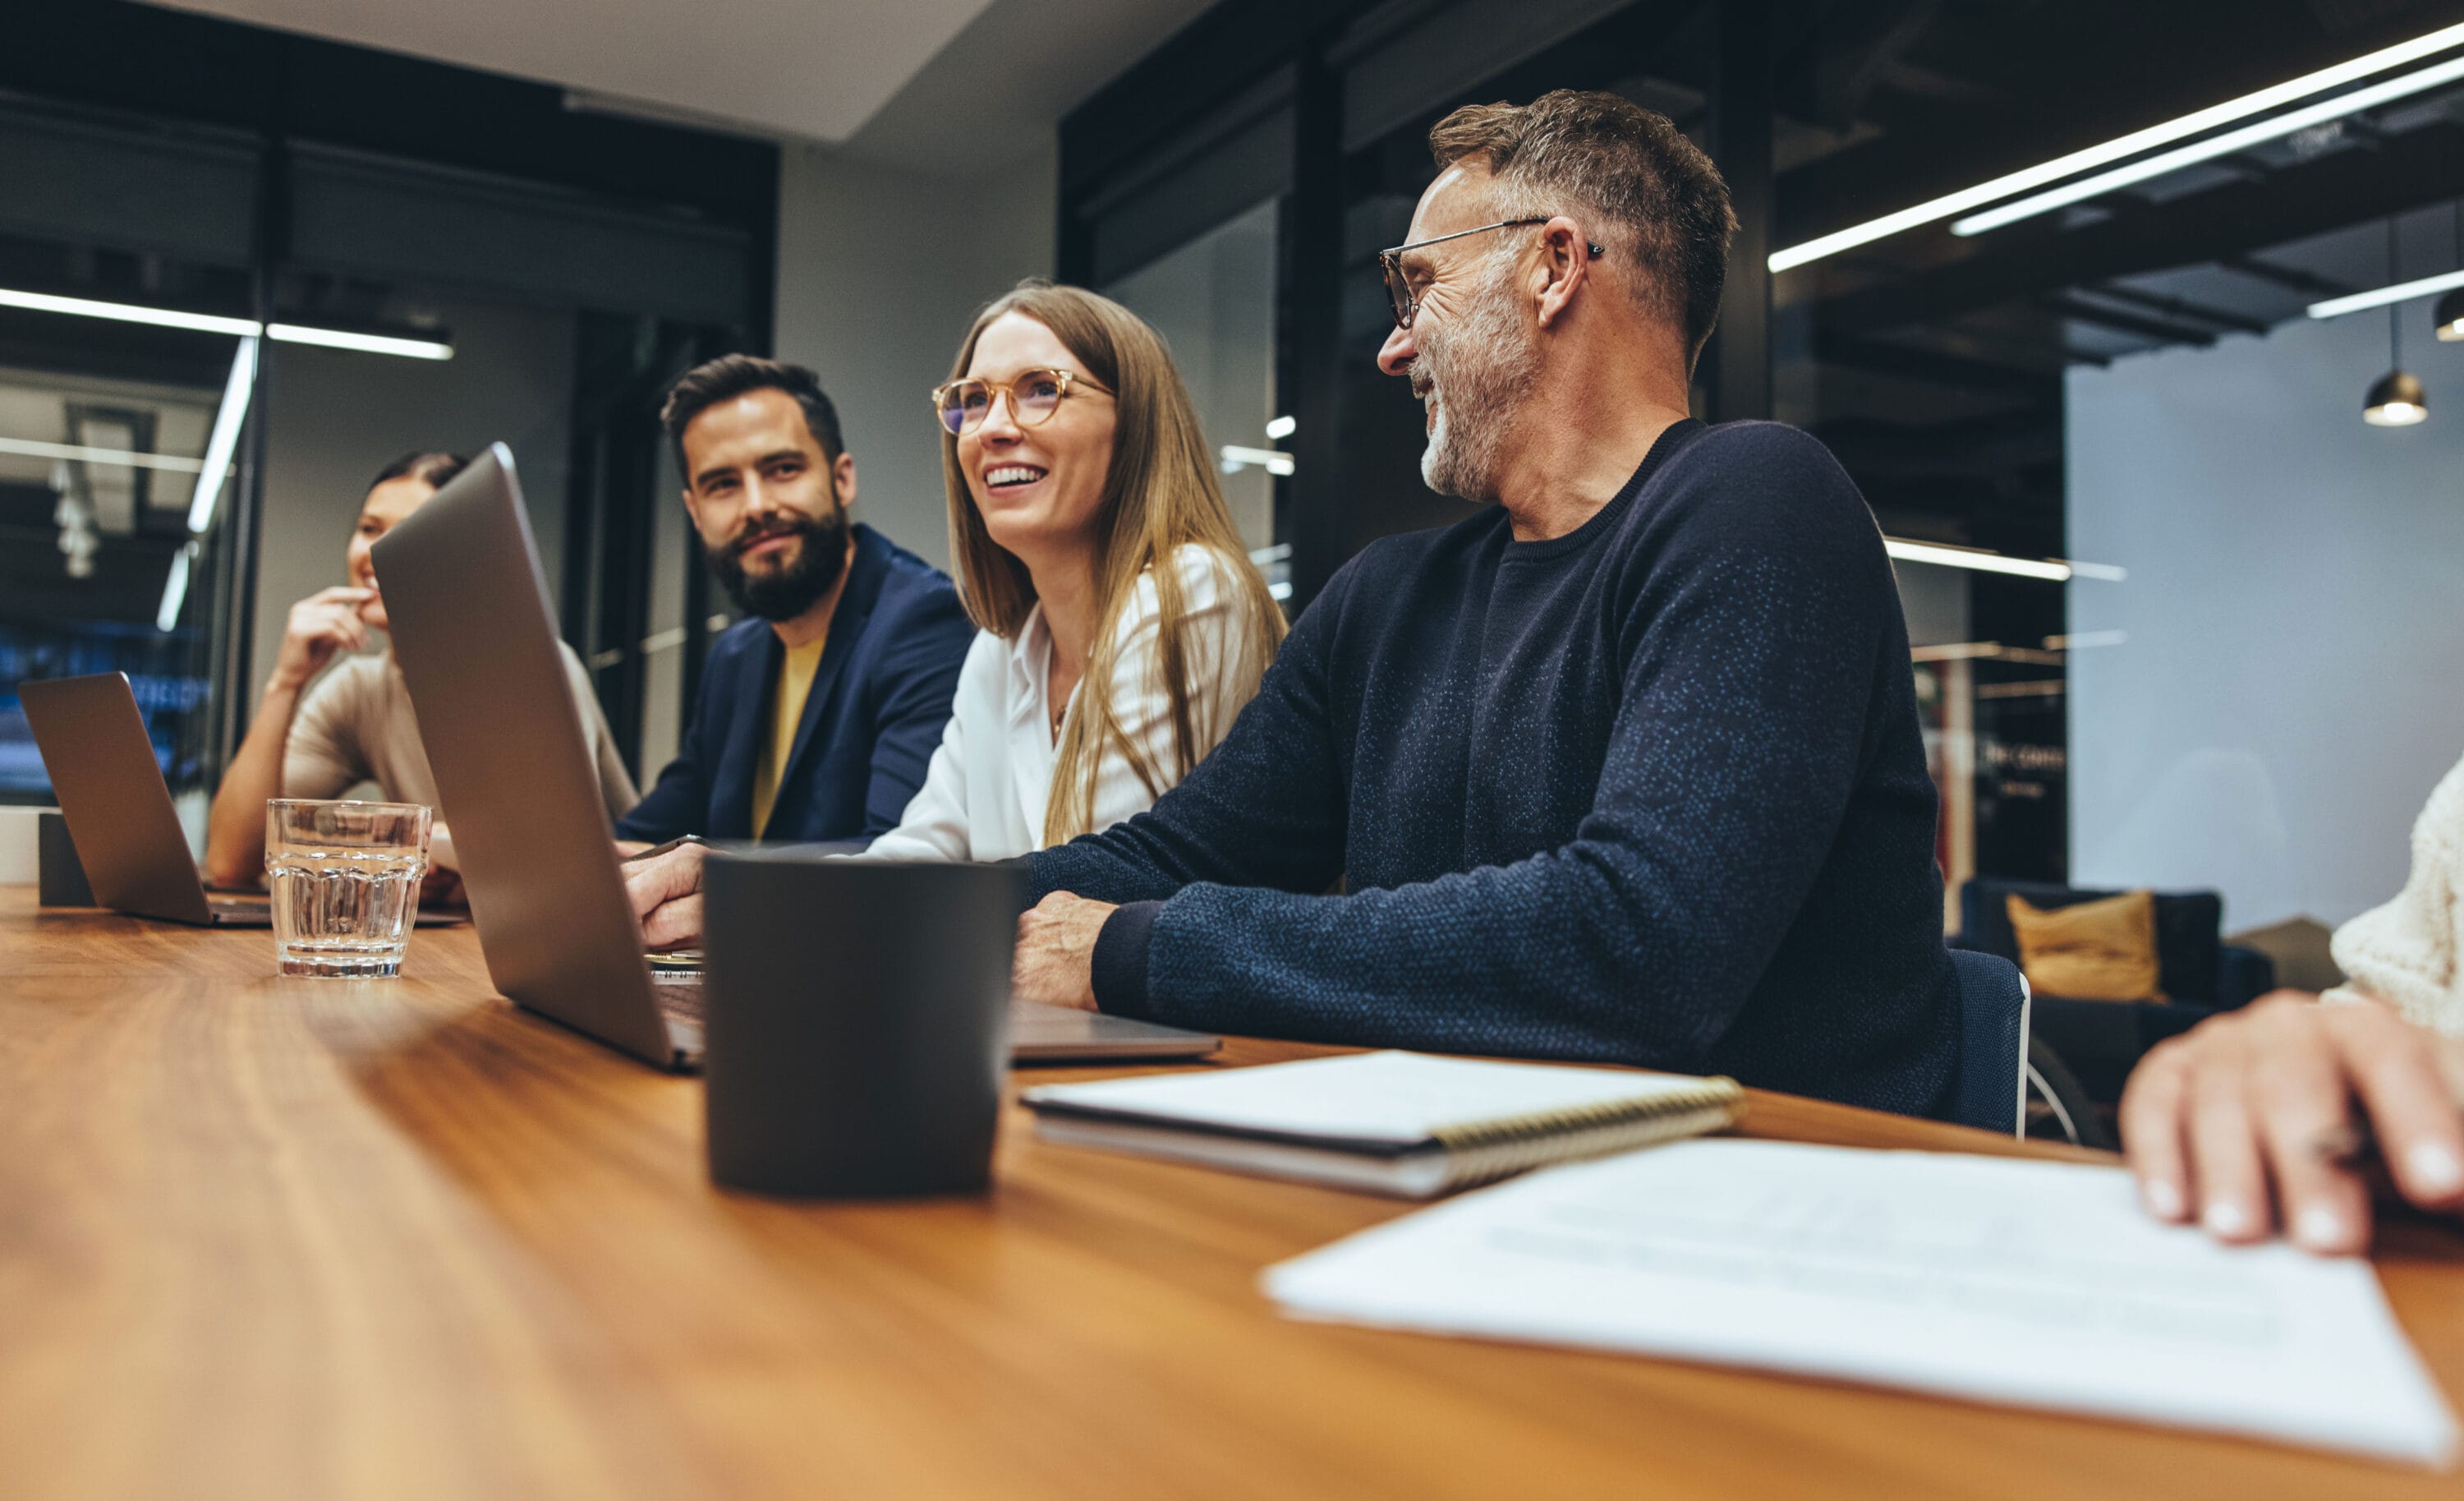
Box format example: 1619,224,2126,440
283,644,638,823
2325,753,2464,1037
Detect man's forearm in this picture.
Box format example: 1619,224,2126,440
202,679,301,888
1101,843,1807,1071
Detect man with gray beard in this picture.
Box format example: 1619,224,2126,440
1012,90,1959,1118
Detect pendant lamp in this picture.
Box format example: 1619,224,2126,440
2365,364,2429,426
2436,288,2464,342
2365,219,2427,426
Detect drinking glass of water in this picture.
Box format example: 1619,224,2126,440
264,799,431,977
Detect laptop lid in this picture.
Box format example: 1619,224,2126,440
18,674,216,924
370,443,675,1067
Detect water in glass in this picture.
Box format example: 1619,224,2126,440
265,799,430,978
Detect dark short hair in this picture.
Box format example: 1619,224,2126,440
1428,90,1738,367
369,450,469,493
660,354,845,479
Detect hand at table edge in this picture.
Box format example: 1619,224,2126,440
2120,991,2464,1255
1012,891,1115,1012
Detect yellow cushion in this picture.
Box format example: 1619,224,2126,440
2006,890,2167,1003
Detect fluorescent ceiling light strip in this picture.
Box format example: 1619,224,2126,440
265,323,453,360
187,337,259,535
1768,18,2464,271
156,543,194,633
0,436,205,473
1953,53,2464,237
2308,265,2464,320
1883,538,2071,581
0,286,260,337
0,286,452,359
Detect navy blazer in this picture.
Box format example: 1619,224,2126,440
618,524,975,844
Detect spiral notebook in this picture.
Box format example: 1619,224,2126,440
1023,1051,1746,1197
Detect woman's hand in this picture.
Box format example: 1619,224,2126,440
2122,992,2464,1254
271,587,375,690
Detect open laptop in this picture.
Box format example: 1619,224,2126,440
20,674,278,926
21,673,469,929
371,443,1217,1072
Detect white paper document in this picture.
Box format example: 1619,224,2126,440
1263,1140,2459,1466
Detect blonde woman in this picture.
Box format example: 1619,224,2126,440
861,281,1286,861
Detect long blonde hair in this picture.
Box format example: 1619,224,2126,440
940,281,1287,846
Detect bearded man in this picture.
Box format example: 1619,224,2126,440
614,354,973,847
1008,90,1960,1116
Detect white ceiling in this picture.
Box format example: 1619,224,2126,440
143,0,1001,144
142,0,1217,159
840,0,1217,170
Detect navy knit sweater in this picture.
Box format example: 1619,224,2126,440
1028,419,1958,1118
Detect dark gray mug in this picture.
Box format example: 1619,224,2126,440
701,853,1028,1197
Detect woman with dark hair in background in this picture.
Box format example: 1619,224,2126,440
202,451,637,893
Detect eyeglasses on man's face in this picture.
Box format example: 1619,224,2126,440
930,368,1114,436
1376,216,1605,330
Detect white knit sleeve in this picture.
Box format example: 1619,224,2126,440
2325,753,2464,1037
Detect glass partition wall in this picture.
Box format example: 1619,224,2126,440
0,232,260,825
1064,0,2461,915
1105,198,1289,596
0,18,775,822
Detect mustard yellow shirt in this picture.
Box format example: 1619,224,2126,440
751,636,828,838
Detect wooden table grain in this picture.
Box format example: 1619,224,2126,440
3,888,2460,1500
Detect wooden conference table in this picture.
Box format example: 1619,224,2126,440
4,890,2462,1500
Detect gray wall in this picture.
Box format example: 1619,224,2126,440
251,297,576,695
771,139,1059,573
2067,309,2464,932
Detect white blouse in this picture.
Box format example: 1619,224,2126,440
862,545,1266,863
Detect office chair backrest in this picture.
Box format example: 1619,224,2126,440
1947,948,2031,1136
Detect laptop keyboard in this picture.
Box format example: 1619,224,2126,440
652,976,704,1025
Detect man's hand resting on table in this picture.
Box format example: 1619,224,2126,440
625,840,709,950
1012,891,1115,1012
2122,991,2464,1255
